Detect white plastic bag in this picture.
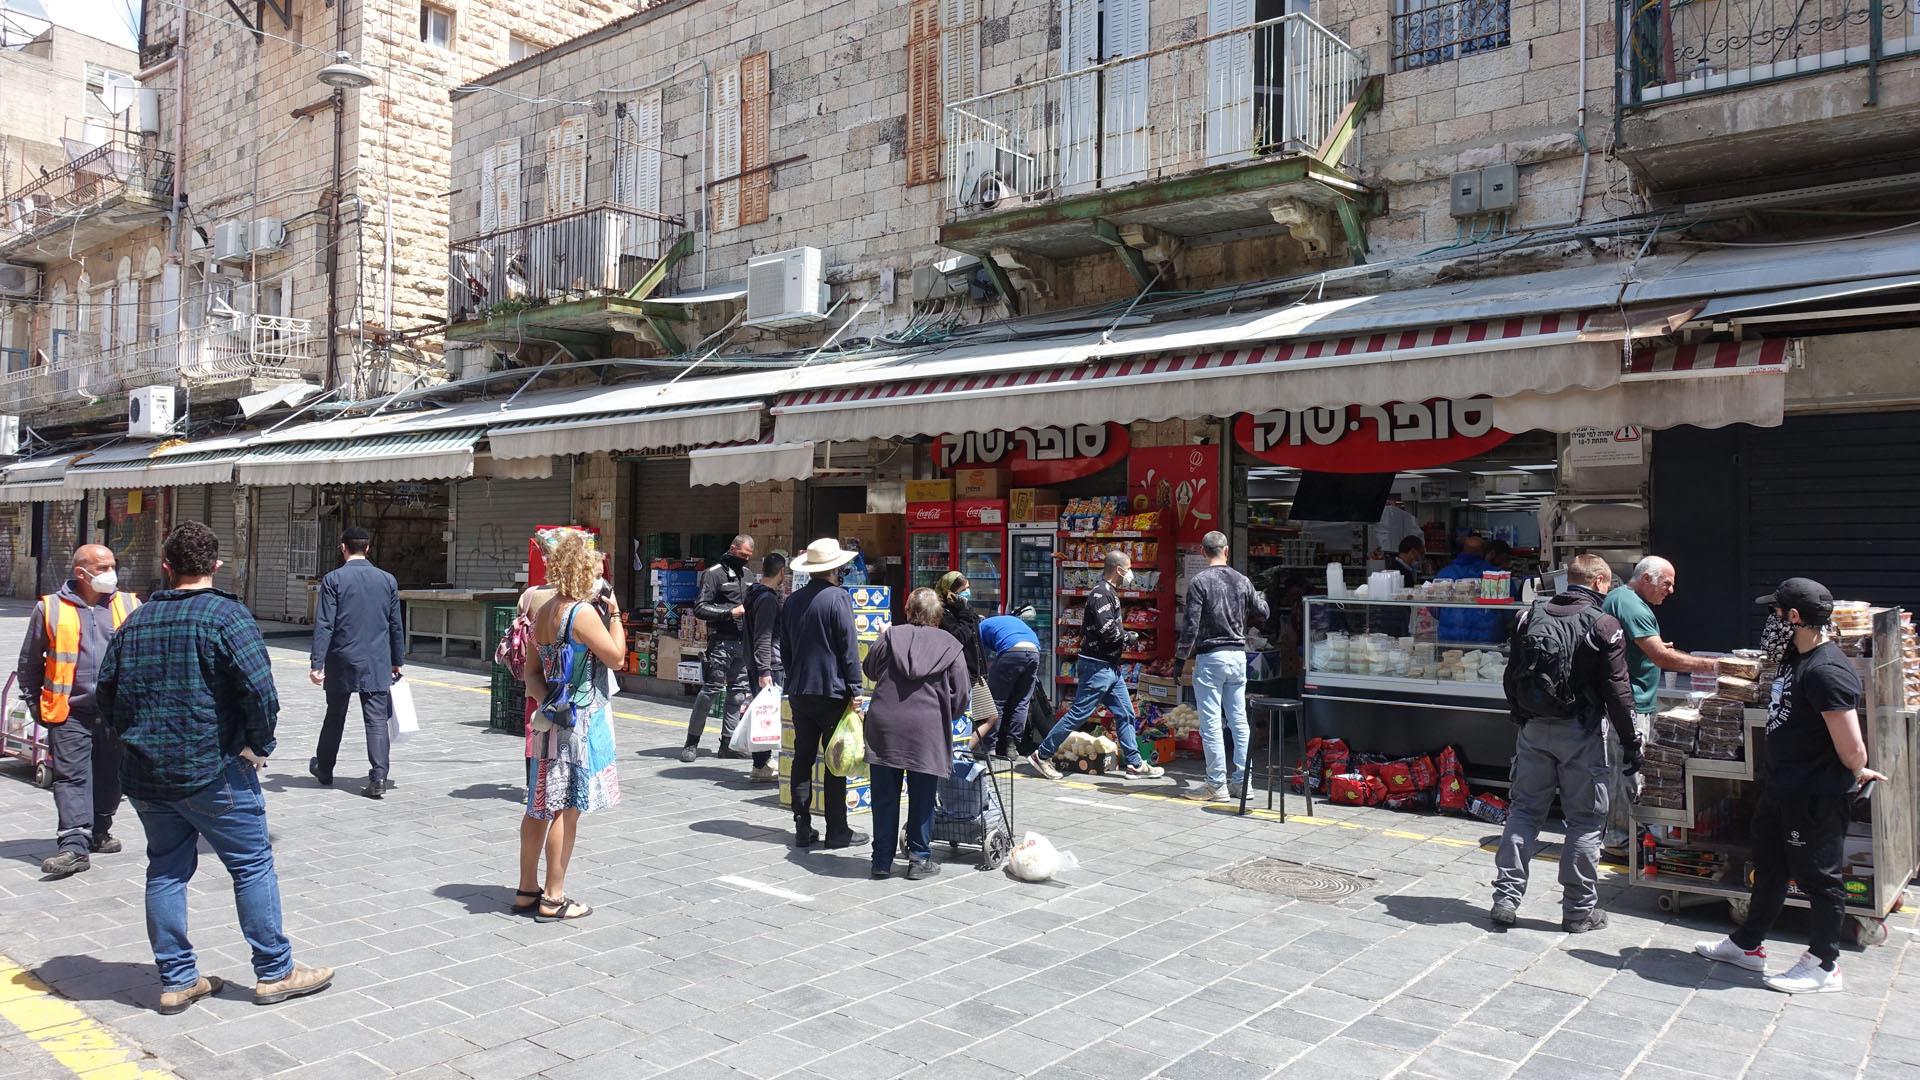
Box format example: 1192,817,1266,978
746,685,782,748
1007,831,1079,882
387,677,419,744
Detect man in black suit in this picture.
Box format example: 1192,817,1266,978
308,526,405,800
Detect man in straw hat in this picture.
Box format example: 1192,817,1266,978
779,539,870,851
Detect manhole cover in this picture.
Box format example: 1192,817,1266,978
1210,859,1370,902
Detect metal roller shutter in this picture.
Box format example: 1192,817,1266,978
206,484,239,595
633,458,740,545
452,476,574,590
0,505,17,597
39,501,80,596
251,487,294,621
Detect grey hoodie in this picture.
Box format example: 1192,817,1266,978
16,581,124,721
861,624,969,777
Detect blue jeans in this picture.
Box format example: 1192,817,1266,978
868,764,939,869
1193,650,1249,788
1037,656,1143,767
986,649,1039,755
130,758,292,992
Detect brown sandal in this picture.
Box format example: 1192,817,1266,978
511,888,541,916
534,895,591,923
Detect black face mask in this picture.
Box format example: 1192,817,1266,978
1761,611,1795,666
723,551,747,570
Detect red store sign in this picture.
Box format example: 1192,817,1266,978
936,422,1130,485
1233,397,1515,473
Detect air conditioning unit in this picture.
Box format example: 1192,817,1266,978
129,386,177,437
213,221,248,264
249,217,286,256
744,247,829,328
953,141,1021,212
0,415,19,457
0,263,36,297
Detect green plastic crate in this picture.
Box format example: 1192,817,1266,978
489,663,526,735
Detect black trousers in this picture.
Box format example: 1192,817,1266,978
48,711,120,854
686,640,766,766
317,690,393,785
1734,788,1851,964
788,693,853,838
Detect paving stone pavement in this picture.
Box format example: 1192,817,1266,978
0,598,1915,1080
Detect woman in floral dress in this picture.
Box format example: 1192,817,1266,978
516,529,624,922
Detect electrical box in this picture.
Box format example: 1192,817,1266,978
0,263,36,297
0,415,18,457
744,246,829,328
128,386,177,437
213,221,248,264
1449,170,1481,218
248,218,286,256
1480,163,1518,212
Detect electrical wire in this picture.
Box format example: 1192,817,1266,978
1669,218,1920,246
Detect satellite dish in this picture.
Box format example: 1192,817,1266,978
102,72,139,115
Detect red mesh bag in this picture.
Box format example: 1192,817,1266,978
1436,746,1469,813
1319,739,1351,787
1381,760,1419,795
1327,773,1370,806
1407,755,1439,791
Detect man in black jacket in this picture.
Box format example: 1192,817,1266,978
1492,554,1641,933
737,552,786,782
681,535,754,764
308,526,405,800
779,539,868,849
1028,550,1164,782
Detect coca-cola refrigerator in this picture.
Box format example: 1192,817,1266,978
906,500,954,594
955,499,1008,616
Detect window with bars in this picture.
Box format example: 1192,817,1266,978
1391,0,1510,71
289,521,320,577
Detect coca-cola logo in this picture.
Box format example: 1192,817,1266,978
910,506,946,521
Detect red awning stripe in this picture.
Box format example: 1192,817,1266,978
775,313,1591,410
1627,338,1789,374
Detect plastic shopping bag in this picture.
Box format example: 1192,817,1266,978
824,703,866,777
387,677,420,744
746,686,782,748
1007,831,1079,883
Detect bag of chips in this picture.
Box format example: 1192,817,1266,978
1436,745,1469,813
1407,755,1438,791
1380,759,1419,795
1327,772,1371,806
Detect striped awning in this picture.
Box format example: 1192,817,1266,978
67,448,245,490
1622,338,1794,379
773,314,1620,442
235,428,485,486
485,399,764,460
0,453,78,503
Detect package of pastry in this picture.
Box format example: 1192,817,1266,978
1716,676,1769,704
1716,656,1761,680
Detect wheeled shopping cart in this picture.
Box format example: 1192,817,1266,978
919,751,1016,870
1,674,54,789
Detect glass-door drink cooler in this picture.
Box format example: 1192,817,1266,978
957,499,1009,617
908,529,953,592
1007,522,1058,683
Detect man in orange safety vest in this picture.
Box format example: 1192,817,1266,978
16,544,140,878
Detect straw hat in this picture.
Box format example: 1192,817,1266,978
790,537,856,573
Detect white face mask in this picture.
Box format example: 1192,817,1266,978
84,568,119,594
1121,568,1136,587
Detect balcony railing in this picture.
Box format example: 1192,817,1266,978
0,314,316,411
1620,0,1920,105
448,204,675,322
943,13,1365,216
1,137,174,245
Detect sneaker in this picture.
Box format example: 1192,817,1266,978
906,858,942,880
716,746,745,760
1027,751,1063,781
1562,909,1609,934
1125,762,1165,779
90,834,122,855
822,831,870,850
871,866,893,880
1228,781,1246,800
748,765,778,783
677,746,698,763
1695,937,1768,972
40,851,89,877
1764,952,1844,995
1491,902,1518,927
157,975,223,1015
1184,784,1229,803
359,780,383,801
252,964,334,1006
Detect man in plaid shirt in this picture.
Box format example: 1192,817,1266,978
97,521,334,1016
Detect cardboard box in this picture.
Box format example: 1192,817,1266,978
1138,674,1184,705
1144,737,1176,766
904,479,955,503
1010,488,1062,521
907,502,953,528
1061,752,1119,775
838,513,906,557
1033,503,1060,523
956,499,1007,528
954,468,1008,499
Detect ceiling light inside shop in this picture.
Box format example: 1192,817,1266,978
1514,464,1559,471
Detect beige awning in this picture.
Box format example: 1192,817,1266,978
486,400,764,460
688,441,814,487
235,429,484,486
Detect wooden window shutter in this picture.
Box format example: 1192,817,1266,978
543,124,563,216
739,52,772,226
480,146,499,232
626,91,663,257
711,67,742,232
545,118,586,215
905,0,942,187
494,138,522,228
940,0,979,109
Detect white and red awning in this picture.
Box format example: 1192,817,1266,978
1622,338,1793,378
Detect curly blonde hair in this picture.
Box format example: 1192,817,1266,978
544,529,600,600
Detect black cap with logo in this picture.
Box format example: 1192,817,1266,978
1754,577,1834,623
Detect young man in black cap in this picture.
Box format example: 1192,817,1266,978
1696,577,1885,994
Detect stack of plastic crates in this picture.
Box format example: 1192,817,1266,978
488,605,526,736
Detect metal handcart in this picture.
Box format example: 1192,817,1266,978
1,674,54,789
916,750,1016,870
1629,607,1917,946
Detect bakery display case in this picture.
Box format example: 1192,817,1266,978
1302,596,1526,786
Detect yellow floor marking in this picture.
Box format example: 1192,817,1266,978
0,963,176,1080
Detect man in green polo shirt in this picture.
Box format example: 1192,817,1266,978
1600,555,1719,852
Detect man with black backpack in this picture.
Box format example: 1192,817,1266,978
1492,554,1641,933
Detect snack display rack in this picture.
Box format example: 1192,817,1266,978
1627,606,1918,944
1301,596,1524,787
1052,507,1177,722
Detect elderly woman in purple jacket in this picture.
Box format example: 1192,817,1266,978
862,588,970,881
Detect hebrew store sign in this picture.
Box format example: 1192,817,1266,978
1234,397,1515,473
936,422,1130,485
